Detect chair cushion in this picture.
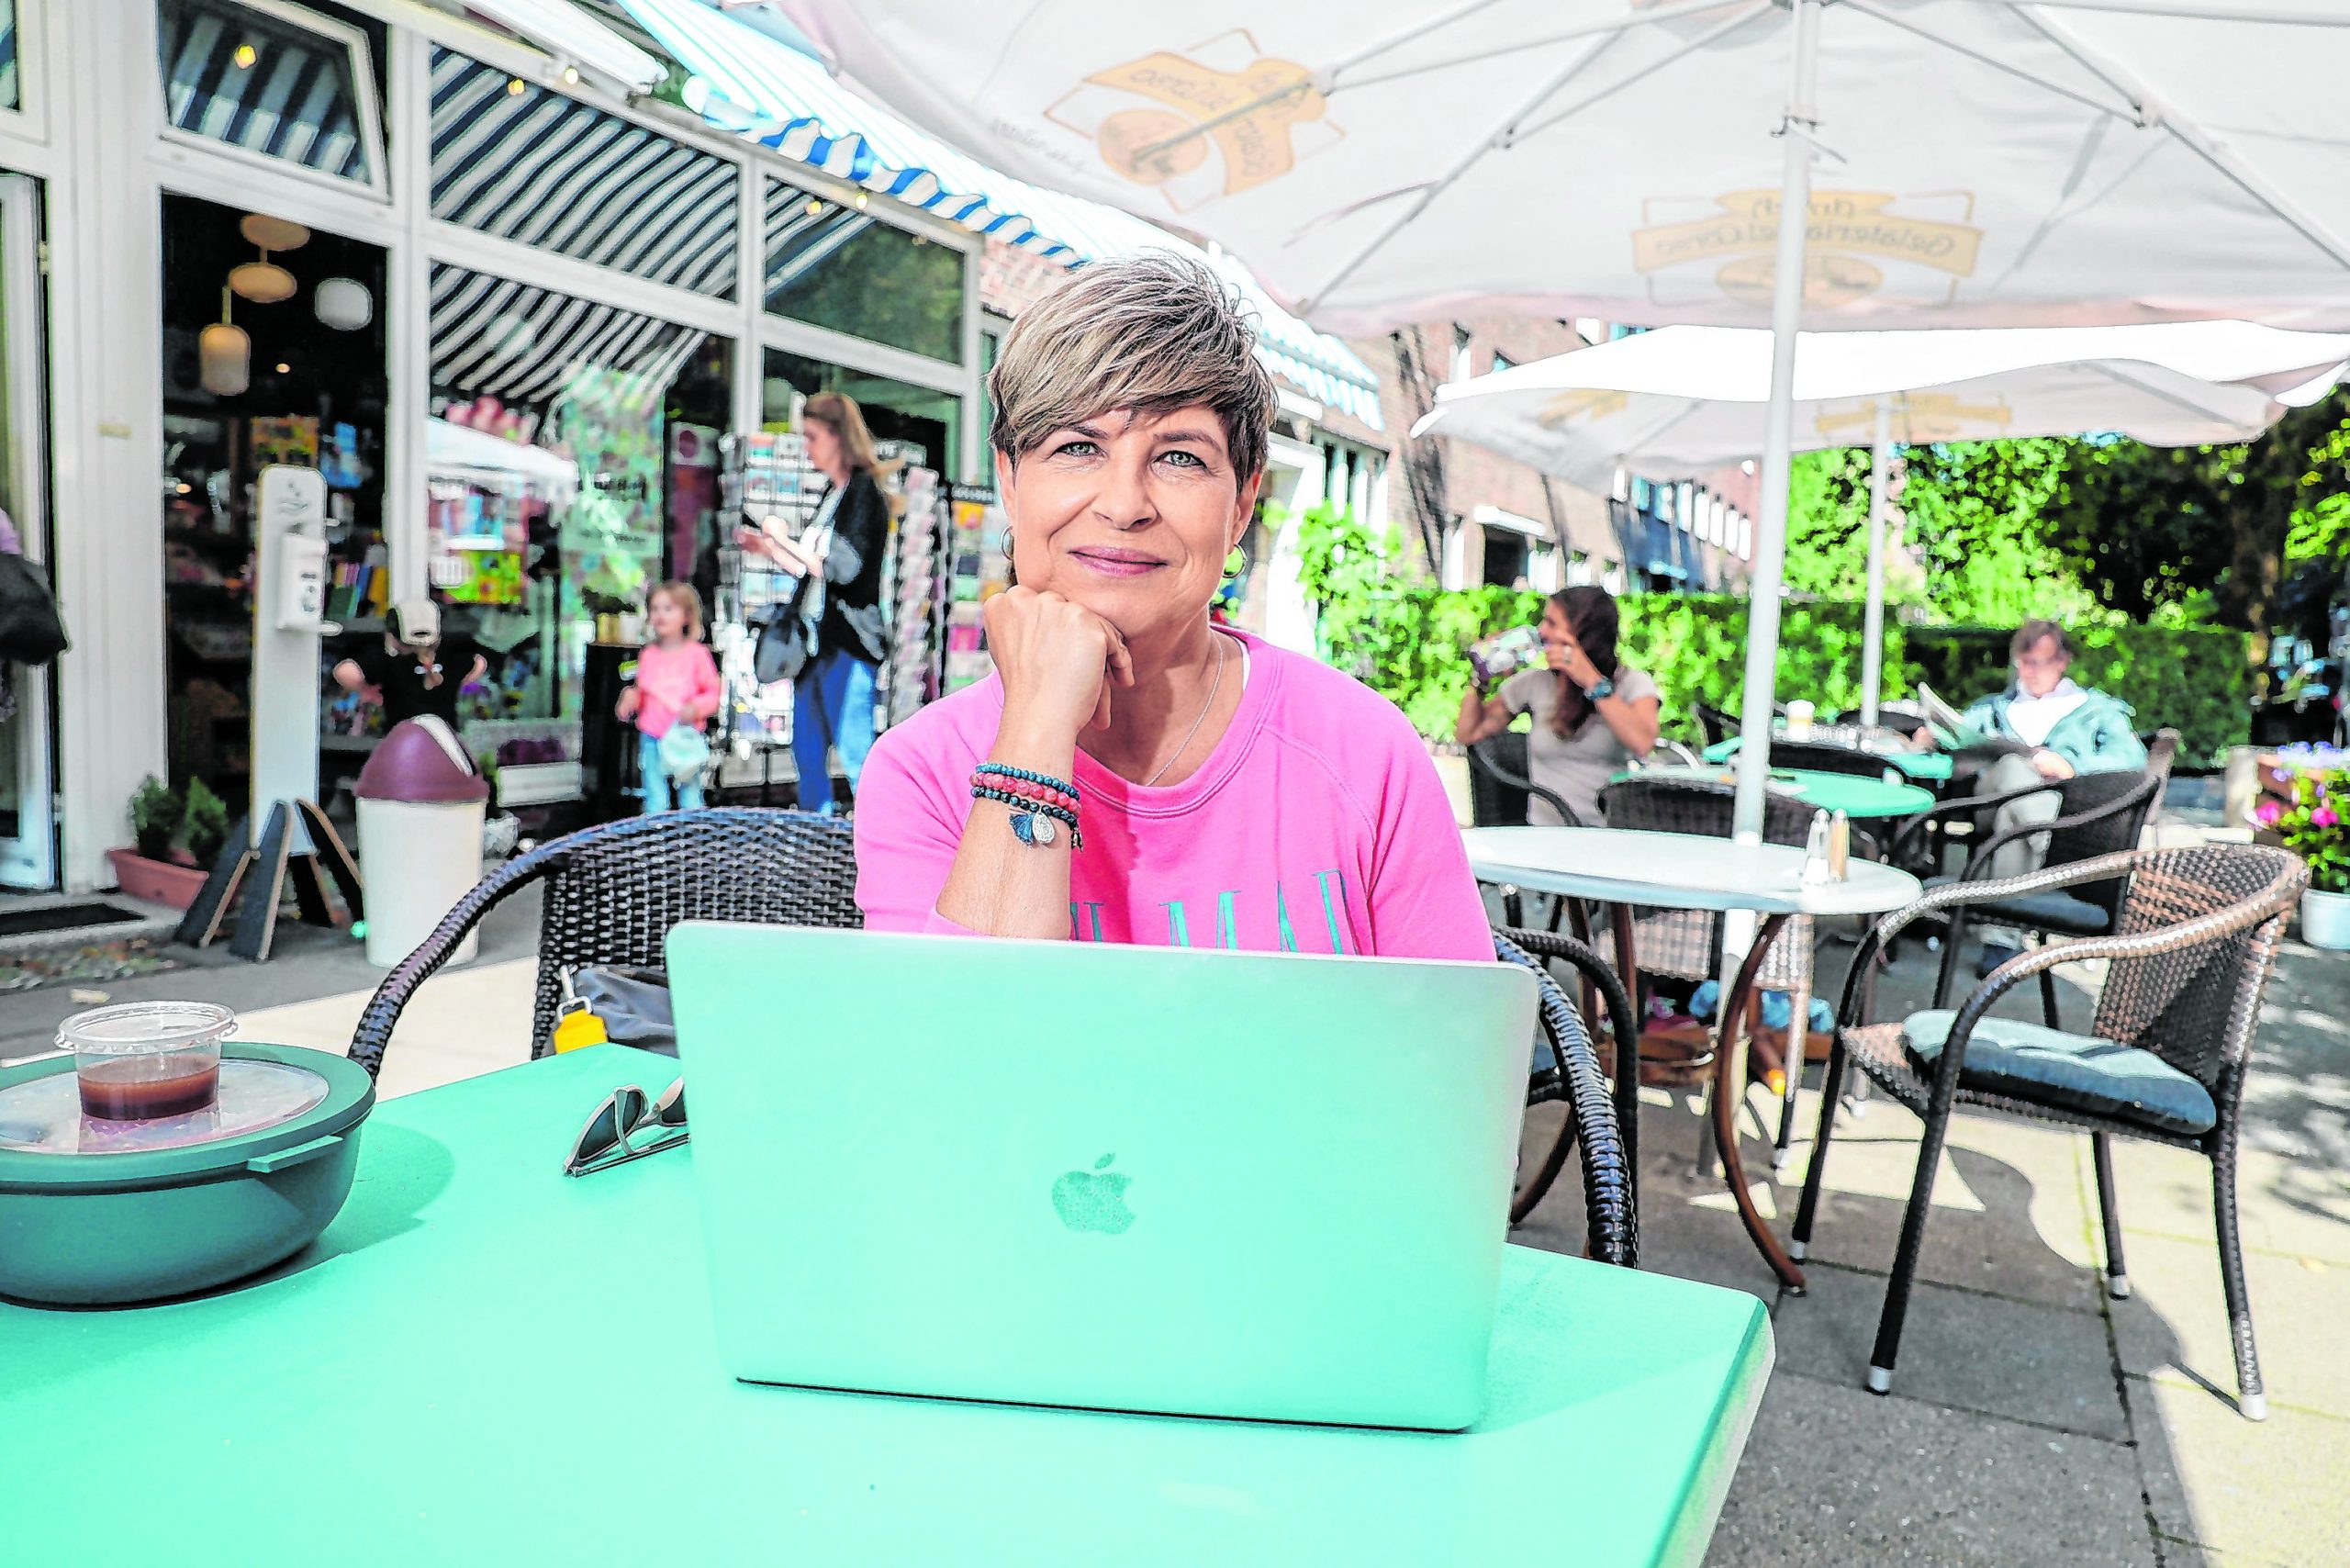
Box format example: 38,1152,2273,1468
1923,877,2114,935
1901,1010,2215,1136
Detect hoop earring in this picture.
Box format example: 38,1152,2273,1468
1222,545,1249,583
1002,536,1018,588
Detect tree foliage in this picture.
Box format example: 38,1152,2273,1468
2044,386,2350,634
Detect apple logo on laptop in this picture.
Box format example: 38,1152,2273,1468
1052,1154,1135,1234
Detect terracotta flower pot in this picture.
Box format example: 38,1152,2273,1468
106,848,207,911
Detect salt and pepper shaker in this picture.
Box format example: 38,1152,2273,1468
1801,808,1832,885
1829,809,1852,881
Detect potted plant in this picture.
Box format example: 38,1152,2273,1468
129,775,182,861
2253,766,2350,948
107,776,207,910
183,778,231,870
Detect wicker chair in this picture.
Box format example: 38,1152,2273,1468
1467,730,1583,827
1792,844,2306,1418
1595,777,1830,1167
1495,930,1637,1265
1765,738,1900,779
1498,925,1643,1227
1468,731,1589,933
1887,762,2166,1024
1596,776,1820,991
349,809,859,1077
1695,703,1740,749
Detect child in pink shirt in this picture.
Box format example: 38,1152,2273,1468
617,581,722,812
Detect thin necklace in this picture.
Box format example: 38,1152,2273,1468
1140,633,1229,789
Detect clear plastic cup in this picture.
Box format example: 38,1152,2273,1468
57,1002,236,1122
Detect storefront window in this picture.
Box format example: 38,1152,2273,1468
159,194,388,805
157,0,385,193
764,178,964,365
427,263,731,746
762,347,960,485
430,48,739,300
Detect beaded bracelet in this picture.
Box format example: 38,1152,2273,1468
975,762,1082,804
973,772,1080,813
971,784,1083,850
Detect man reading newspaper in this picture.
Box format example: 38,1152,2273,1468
1919,620,2148,975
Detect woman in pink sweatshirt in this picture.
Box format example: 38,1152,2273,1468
617,581,722,812
856,256,1490,961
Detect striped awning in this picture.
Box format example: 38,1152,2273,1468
158,0,372,185
1,5,17,113
431,48,738,300
613,0,1382,429
430,262,708,412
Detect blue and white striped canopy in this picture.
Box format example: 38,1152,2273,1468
614,0,1382,429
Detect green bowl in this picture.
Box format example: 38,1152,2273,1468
0,1043,374,1305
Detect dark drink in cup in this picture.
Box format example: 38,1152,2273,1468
77,1058,223,1120
57,1002,235,1124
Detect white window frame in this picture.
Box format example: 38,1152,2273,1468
153,0,392,204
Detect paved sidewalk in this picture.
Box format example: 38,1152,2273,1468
1517,928,2350,1567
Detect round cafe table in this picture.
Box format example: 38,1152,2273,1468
1617,764,1933,819
1702,734,1956,785
1464,825,1922,1292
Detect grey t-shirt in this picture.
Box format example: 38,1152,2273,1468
1499,665,1661,825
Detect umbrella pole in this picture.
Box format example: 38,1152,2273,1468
1730,0,1821,846
1859,404,1892,728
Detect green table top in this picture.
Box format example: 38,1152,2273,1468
0,1047,1774,1567
1628,763,1934,817
1701,735,1955,782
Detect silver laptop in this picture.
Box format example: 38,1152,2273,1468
665,924,1538,1431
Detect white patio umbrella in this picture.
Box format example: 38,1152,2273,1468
771,0,2350,838
1412,319,2350,723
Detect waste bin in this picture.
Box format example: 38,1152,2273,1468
354,716,489,968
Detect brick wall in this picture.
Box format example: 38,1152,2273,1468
1355,316,1752,592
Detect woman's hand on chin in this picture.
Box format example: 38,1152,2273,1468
985,586,1135,745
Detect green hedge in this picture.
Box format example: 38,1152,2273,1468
1612,595,1907,746
1322,588,2252,763
1904,624,2252,765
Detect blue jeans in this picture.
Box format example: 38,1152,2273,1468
639,727,704,812
793,649,878,814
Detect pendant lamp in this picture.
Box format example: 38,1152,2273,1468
313,276,373,331
199,288,250,398
229,256,297,304
230,214,308,304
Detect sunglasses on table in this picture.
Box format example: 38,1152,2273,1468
564,1077,688,1177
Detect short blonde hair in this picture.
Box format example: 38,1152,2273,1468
648,579,704,641
989,252,1276,482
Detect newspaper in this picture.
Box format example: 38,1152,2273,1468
1916,683,2038,760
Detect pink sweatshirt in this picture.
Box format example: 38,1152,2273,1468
856,632,1494,960
632,640,722,739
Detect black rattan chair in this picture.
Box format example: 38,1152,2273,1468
1468,731,1589,932
1499,925,1643,1226
1893,764,2165,1023
349,809,859,1077
1765,739,1900,779
1467,730,1583,828
1495,930,1637,1265
1792,844,2306,1418
1598,776,1870,1166
1695,703,1740,749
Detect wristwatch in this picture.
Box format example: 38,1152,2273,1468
1583,676,1616,702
